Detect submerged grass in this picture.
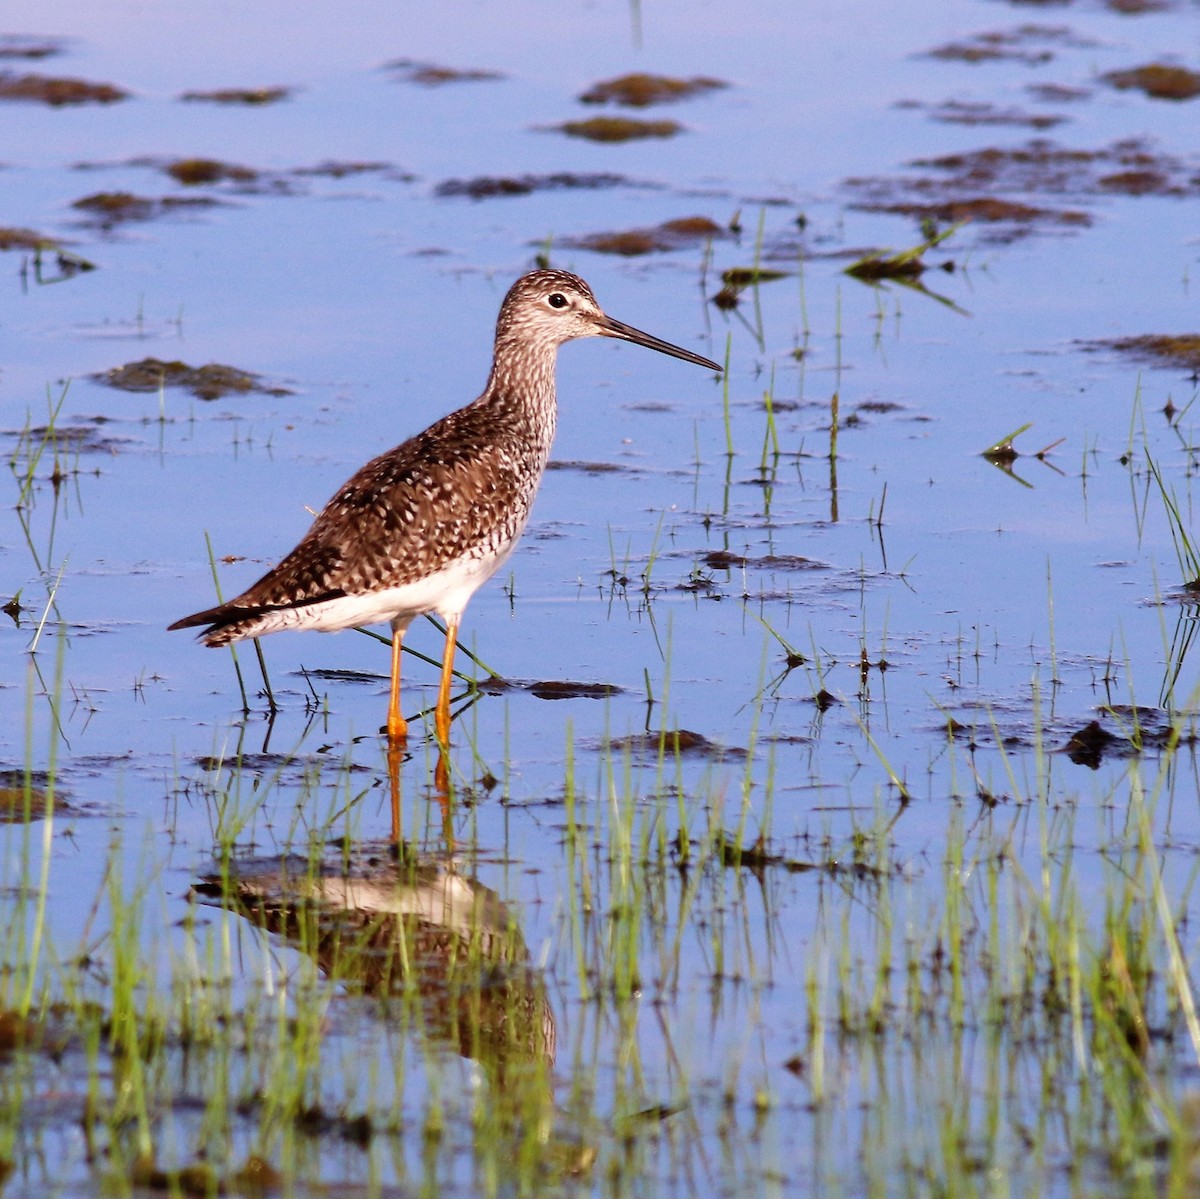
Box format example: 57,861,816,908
3,642,1200,1195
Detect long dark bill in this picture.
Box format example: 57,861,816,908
597,314,722,373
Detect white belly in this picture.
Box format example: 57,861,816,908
283,548,510,634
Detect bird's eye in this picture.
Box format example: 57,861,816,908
547,292,568,309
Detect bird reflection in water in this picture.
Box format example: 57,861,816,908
193,842,567,1157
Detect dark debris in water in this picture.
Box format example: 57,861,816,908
294,160,394,178
0,35,65,59
845,137,1200,241
910,137,1199,197
179,86,293,105
0,70,128,105
131,1155,280,1197
606,729,747,759
1063,720,1120,769
92,357,292,400
300,667,387,684
702,549,827,572
1061,707,1192,768
712,265,790,309
548,459,637,475
578,73,728,107
902,98,1068,129
480,677,623,701
855,196,1090,231
555,116,684,143
163,157,259,186
564,215,725,256
1081,334,1200,373
0,770,76,823
72,191,223,227
6,419,136,455
383,59,504,86
194,751,370,775
1026,82,1091,103
0,226,58,251
921,24,1091,65
436,172,632,200
1102,63,1200,100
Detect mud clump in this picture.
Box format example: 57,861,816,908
579,73,727,107
0,71,128,105
565,215,725,256
294,160,392,178
0,771,71,822
72,191,222,226
74,192,156,221
436,172,629,199
180,86,292,105
922,25,1087,65
1027,83,1090,103
0,226,57,251
711,266,790,309
845,138,1200,241
93,358,292,401
384,59,504,85
1085,334,1200,373
0,36,65,59
164,158,258,186
607,729,747,759
556,116,683,143
1096,169,1171,194
1102,64,1200,100
909,99,1067,129
866,196,1090,227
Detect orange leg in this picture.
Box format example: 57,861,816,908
435,617,459,746
386,741,403,845
387,627,408,742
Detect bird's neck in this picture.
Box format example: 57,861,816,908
481,339,559,450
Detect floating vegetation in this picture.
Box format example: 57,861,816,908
479,677,623,701
0,226,58,252
1026,82,1090,102
435,171,630,199
383,59,504,85
0,35,65,59
92,357,292,401
909,137,1198,196
861,195,1090,229
905,98,1068,129
845,136,1200,241
702,549,825,572
1084,334,1200,373
72,191,222,226
605,728,747,759
293,159,393,178
555,116,684,143
1,231,96,282
179,85,292,105
162,157,259,185
845,224,959,281
0,770,70,823
711,265,789,308
1102,63,1200,100
578,72,727,107
564,215,724,256
921,25,1090,66
0,70,128,105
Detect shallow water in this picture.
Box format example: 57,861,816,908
3,0,1200,1194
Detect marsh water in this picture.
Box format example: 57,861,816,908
3,0,1200,1195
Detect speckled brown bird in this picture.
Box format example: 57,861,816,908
169,269,720,744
